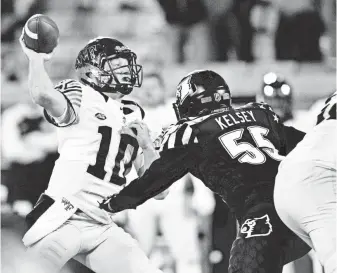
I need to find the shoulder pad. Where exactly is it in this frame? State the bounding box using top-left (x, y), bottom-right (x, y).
top-left (54, 79), bottom-right (83, 110)
top-left (153, 126), bottom-right (170, 150)
top-left (243, 102), bottom-right (275, 112)
top-left (121, 100), bottom-right (145, 119)
top-left (157, 122), bottom-right (198, 152)
top-left (316, 91), bottom-right (337, 125)
top-left (54, 79), bottom-right (82, 93)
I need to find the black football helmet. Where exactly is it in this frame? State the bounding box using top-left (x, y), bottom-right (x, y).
top-left (258, 72), bottom-right (293, 122)
top-left (173, 70), bottom-right (231, 121)
top-left (75, 37), bottom-right (143, 95)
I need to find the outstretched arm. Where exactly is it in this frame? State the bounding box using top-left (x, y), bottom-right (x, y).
top-left (19, 30), bottom-right (67, 118)
top-left (100, 146), bottom-right (190, 213)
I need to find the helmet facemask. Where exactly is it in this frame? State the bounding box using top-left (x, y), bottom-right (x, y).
top-left (101, 52), bottom-right (142, 94)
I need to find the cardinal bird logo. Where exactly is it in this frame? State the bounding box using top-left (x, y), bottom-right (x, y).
top-left (240, 214), bottom-right (273, 238)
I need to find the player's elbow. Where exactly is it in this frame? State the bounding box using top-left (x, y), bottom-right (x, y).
top-left (30, 91), bottom-right (53, 109)
top-left (31, 93), bottom-right (47, 107)
top-left (28, 74), bottom-right (55, 108)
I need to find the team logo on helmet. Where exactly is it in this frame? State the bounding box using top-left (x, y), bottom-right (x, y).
top-left (176, 77), bottom-right (191, 104)
top-left (240, 214), bottom-right (273, 238)
top-left (75, 44), bottom-right (101, 69)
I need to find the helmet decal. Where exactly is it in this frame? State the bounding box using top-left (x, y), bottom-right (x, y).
top-left (177, 76), bottom-right (192, 104)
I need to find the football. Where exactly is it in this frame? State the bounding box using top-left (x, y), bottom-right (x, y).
top-left (23, 14), bottom-right (59, 54)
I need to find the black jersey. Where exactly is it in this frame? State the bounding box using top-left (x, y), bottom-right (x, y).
top-left (109, 103), bottom-right (305, 218)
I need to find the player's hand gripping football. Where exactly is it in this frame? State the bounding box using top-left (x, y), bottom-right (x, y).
top-left (19, 29), bottom-right (55, 62)
top-left (121, 120), bottom-right (154, 150)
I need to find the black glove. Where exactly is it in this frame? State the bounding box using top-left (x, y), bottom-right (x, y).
top-left (98, 194), bottom-right (118, 213)
top-left (98, 194), bottom-right (134, 213)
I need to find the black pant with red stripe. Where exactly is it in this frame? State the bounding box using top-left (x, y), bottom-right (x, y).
top-left (228, 203), bottom-right (310, 273)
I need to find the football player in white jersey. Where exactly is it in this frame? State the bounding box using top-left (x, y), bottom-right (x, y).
top-left (257, 72), bottom-right (326, 273)
top-left (274, 92), bottom-right (336, 273)
top-left (19, 32), bottom-right (163, 273)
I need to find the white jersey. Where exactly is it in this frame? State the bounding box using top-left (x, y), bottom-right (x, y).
top-left (284, 98), bottom-right (328, 133)
top-left (281, 92), bottom-right (337, 169)
top-left (125, 98), bottom-right (176, 181)
top-left (284, 110), bottom-right (317, 133)
top-left (44, 79), bottom-right (144, 224)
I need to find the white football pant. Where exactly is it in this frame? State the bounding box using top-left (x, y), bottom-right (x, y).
top-left (275, 161), bottom-right (336, 273)
top-left (26, 211), bottom-right (162, 273)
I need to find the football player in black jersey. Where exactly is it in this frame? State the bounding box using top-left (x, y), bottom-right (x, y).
top-left (100, 70), bottom-right (311, 273)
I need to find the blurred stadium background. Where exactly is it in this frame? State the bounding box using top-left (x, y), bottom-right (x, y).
top-left (1, 0), bottom-right (336, 273)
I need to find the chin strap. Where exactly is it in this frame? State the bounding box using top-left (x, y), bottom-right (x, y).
top-left (81, 78), bottom-right (133, 95)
